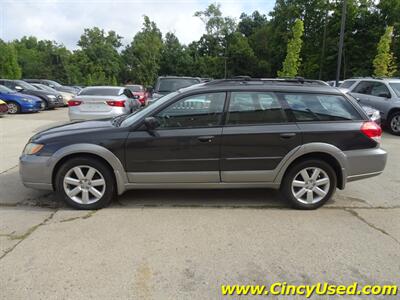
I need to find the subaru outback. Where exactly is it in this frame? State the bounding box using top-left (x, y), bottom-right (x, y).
top-left (20, 78), bottom-right (387, 210)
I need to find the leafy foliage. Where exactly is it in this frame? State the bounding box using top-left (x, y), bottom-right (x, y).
top-left (278, 19), bottom-right (304, 77)
top-left (1, 1), bottom-right (398, 85)
top-left (373, 26), bottom-right (397, 77)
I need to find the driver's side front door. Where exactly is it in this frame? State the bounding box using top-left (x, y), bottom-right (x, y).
top-left (125, 92), bottom-right (226, 183)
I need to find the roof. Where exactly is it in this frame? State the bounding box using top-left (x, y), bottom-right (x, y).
top-left (179, 77), bottom-right (342, 95)
top-left (346, 77), bottom-right (400, 82)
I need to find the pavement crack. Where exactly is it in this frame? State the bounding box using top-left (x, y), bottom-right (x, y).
top-left (59, 210), bottom-right (97, 223)
top-left (345, 208), bottom-right (400, 245)
top-left (0, 209), bottom-right (58, 261)
top-left (0, 165), bottom-right (18, 175)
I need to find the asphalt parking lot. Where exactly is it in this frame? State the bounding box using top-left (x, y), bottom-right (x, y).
top-left (0, 108), bottom-right (399, 299)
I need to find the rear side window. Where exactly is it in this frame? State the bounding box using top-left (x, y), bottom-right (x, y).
top-left (227, 92), bottom-right (287, 125)
top-left (339, 80), bottom-right (356, 89)
top-left (283, 93), bottom-right (362, 122)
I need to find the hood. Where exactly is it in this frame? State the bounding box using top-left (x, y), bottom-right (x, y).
top-left (0, 91), bottom-right (41, 102)
top-left (19, 88), bottom-right (57, 98)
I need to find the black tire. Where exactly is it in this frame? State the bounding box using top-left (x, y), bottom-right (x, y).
top-left (6, 101), bottom-right (21, 114)
top-left (280, 159), bottom-right (337, 210)
top-left (387, 111), bottom-right (400, 136)
top-left (55, 157), bottom-right (115, 210)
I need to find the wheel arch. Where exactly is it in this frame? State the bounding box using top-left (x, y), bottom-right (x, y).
top-left (274, 143), bottom-right (347, 189)
top-left (49, 144), bottom-right (128, 195)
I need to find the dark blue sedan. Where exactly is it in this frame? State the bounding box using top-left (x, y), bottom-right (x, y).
top-left (0, 84), bottom-right (43, 114)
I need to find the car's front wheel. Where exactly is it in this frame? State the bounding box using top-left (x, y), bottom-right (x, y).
top-left (7, 102), bottom-right (20, 114)
top-left (280, 159), bottom-right (337, 209)
top-left (388, 111), bottom-right (400, 136)
top-left (55, 157), bottom-right (115, 209)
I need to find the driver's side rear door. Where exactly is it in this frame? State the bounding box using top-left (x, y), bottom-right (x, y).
top-left (124, 92), bottom-right (226, 183)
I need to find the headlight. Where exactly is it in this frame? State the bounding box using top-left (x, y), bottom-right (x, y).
top-left (23, 143), bottom-right (44, 155)
top-left (47, 95), bottom-right (56, 99)
top-left (22, 98), bottom-right (35, 103)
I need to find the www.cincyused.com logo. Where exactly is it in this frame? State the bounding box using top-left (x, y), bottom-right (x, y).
top-left (221, 282), bottom-right (399, 297)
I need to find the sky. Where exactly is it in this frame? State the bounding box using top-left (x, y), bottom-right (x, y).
top-left (0, 0), bottom-right (275, 49)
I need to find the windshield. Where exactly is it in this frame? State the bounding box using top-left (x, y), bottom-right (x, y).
top-left (33, 84), bottom-right (55, 92)
top-left (389, 83), bottom-right (400, 97)
top-left (46, 80), bottom-right (62, 87)
top-left (157, 78), bottom-right (199, 93)
top-left (339, 80), bottom-right (356, 89)
top-left (0, 85), bottom-right (13, 93)
top-left (126, 85), bottom-right (143, 92)
top-left (79, 87), bottom-right (121, 96)
top-left (120, 91), bottom-right (179, 127)
top-left (16, 80), bottom-right (37, 90)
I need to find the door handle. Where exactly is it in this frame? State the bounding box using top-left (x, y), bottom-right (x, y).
top-left (280, 133), bottom-right (296, 139)
top-left (197, 136), bottom-right (214, 143)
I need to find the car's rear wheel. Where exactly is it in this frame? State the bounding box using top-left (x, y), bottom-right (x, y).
top-left (280, 159), bottom-right (337, 209)
top-left (7, 102), bottom-right (20, 114)
top-left (55, 157), bottom-right (115, 209)
top-left (388, 111), bottom-right (400, 136)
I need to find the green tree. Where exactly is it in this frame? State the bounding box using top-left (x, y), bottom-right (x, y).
top-left (278, 18), bottom-right (304, 77)
top-left (0, 40), bottom-right (21, 79)
top-left (373, 26), bottom-right (397, 77)
top-left (122, 16), bottom-right (163, 86)
top-left (77, 27), bottom-right (122, 85)
top-left (226, 32), bottom-right (256, 76)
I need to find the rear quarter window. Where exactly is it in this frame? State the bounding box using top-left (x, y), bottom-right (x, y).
top-left (283, 93), bottom-right (362, 122)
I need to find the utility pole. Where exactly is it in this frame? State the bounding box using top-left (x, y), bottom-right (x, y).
top-left (336, 0), bottom-right (347, 86)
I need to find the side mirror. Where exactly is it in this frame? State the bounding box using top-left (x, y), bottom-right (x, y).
top-left (144, 117), bottom-right (160, 131)
top-left (15, 85), bottom-right (23, 91)
top-left (378, 92), bottom-right (390, 98)
top-left (49, 84), bottom-right (54, 88)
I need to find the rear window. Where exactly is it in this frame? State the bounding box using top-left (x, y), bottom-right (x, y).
top-left (79, 88), bottom-right (121, 96)
top-left (126, 85), bottom-right (143, 92)
top-left (339, 80), bottom-right (356, 89)
top-left (157, 78), bottom-right (200, 93)
top-left (283, 93), bottom-right (362, 122)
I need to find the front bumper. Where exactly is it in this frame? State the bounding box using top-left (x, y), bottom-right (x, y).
top-left (21, 102), bottom-right (42, 113)
top-left (344, 147), bottom-right (387, 182)
top-left (19, 154), bottom-right (53, 190)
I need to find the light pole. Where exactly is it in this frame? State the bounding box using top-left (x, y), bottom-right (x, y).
top-left (336, 0), bottom-right (347, 86)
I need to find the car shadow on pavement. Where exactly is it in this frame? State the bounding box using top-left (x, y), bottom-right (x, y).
top-left (117, 188), bottom-right (286, 209)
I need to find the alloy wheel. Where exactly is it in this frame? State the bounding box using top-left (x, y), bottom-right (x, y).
top-left (291, 167), bottom-right (330, 204)
top-left (63, 165), bottom-right (106, 204)
top-left (7, 103), bottom-right (18, 114)
top-left (390, 115), bottom-right (400, 133)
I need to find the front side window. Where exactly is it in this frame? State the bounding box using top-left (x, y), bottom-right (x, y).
top-left (226, 92), bottom-right (286, 125)
top-left (155, 92), bottom-right (226, 129)
top-left (389, 82), bottom-right (400, 97)
top-left (284, 93), bottom-right (362, 122)
top-left (353, 81), bottom-right (374, 95)
top-left (370, 82), bottom-right (390, 97)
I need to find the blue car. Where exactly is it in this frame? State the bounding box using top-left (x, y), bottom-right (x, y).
top-left (0, 84), bottom-right (43, 114)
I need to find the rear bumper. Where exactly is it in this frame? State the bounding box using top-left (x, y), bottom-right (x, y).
top-left (344, 147), bottom-right (387, 182)
top-left (69, 107), bottom-right (128, 121)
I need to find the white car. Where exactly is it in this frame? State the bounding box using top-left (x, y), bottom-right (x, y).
top-left (68, 86), bottom-right (141, 121)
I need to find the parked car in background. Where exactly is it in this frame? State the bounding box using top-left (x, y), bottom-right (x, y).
top-left (0, 79), bottom-right (62, 109)
top-left (0, 100), bottom-right (8, 115)
top-left (0, 85), bottom-right (42, 114)
top-left (149, 76), bottom-right (201, 103)
top-left (20, 78), bottom-right (386, 210)
top-left (24, 79), bottom-right (79, 94)
top-left (340, 78), bottom-right (400, 135)
top-left (327, 80), bottom-right (343, 87)
top-left (31, 83), bottom-right (74, 106)
top-left (125, 84), bottom-right (148, 106)
top-left (68, 86), bottom-right (141, 121)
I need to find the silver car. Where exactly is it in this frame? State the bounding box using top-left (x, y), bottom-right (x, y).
top-left (69, 86), bottom-right (141, 121)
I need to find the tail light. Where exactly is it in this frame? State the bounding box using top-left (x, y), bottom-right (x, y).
top-left (68, 100), bottom-right (81, 106)
top-left (361, 121), bottom-right (382, 143)
top-left (106, 100), bottom-right (125, 107)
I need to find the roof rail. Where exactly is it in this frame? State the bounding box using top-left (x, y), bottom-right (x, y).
top-left (204, 77), bottom-right (327, 86)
